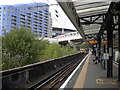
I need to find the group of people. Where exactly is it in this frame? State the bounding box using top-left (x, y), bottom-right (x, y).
top-left (92, 50), bottom-right (103, 64)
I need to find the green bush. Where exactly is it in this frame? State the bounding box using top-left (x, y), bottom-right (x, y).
top-left (2, 27), bottom-right (78, 70)
top-left (39, 44), bottom-right (78, 61)
top-left (2, 27), bottom-right (47, 70)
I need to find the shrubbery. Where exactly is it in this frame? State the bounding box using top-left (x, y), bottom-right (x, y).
top-left (39, 44), bottom-right (77, 61)
top-left (2, 27), bottom-right (78, 70)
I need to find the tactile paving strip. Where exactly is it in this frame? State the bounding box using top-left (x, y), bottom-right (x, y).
top-left (96, 79), bottom-right (118, 85)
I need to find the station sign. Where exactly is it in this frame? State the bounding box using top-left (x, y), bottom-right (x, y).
top-left (87, 41), bottom-right (97, 43)
top-left (102, 41), bottom-right (107, 43)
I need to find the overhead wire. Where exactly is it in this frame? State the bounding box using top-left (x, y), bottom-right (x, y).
top-left (44, 0), bottom-right (67, 27)
top-left (46, 0), bottom-right (67, 27)
top-left (32, 0), bottom-right (66, 27)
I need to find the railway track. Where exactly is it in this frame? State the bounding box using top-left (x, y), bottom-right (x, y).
top-left (28, 54), bottom-right (86, 90)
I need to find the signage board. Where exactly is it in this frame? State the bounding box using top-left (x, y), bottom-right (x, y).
top-left (104, 53), bottom-right (109, 59)
top-left (87, 41), bottom-right (97, 43)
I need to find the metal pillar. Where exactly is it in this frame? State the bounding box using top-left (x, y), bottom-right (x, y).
top-left (118, 15), bottom-right (120, 81)
top-left (103, 45), bottom-right (106, 70)
top-left (92, 44), bottom-right (95, 52)
top-left (106, 15), bottom-right (114, 77)
top-left (92, 44), bottom-right (96, 56)
top-left (95, 43), bottom-right (98, 57)
top-left (98, 37), bottom-right (101, 58)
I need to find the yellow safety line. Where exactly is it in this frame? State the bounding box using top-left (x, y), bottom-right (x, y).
top-left (73, 54), bottom-right (91, 88)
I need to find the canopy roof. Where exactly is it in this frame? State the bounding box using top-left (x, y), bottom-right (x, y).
top-left (73, 0), bottom-right (110, 37)
top-left (57, 0), bottom-right (114, 40)
top-left (74, 1), bottom-right (110, 18)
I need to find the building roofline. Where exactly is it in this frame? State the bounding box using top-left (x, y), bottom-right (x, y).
top-left (0, 2), bottom-right (48, 7)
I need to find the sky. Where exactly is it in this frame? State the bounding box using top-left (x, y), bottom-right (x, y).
top-left (0, 0), bottom-right (76, 30)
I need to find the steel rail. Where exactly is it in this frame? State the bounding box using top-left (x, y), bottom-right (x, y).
top-left (28, 54), bottom-right (86, 90)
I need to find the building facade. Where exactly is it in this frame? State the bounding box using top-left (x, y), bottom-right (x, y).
top-left (0, 3), bottom-right (52, 37)
top-left (52, 27), bottom-right (76, 37)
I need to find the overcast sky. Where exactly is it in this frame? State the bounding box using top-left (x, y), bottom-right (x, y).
top-left (0, 0), bottom-right (76, 30)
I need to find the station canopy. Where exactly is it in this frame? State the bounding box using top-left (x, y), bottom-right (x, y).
top-left (57, 0), bottom-right (112, 41)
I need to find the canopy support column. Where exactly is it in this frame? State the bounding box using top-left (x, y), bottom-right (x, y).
top-left (106, 15), bottom-right (114, 77)
top-left (118, 15), bottom-right (120, 81)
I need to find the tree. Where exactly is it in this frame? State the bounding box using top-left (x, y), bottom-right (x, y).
top-left (80, 42), bottom-right (89, 49)
top-left (2, 27), bottom-right (47, 70)
top-left (40, 43), bottom-right (78, 61)
top-left (2, 26), bottom-right (78, 70)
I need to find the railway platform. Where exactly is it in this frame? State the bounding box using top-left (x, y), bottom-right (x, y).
top-left (61, 53), bottom-right (120, 89)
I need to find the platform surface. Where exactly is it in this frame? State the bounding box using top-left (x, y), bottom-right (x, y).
top-left (73, 53), bottom-right (120, 89)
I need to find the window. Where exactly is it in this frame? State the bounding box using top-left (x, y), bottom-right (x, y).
top-left (39, 17), bottom-right (42, 19)
top-left (39, 11), bottom-right (42, 13)
top-left (11, 8), bottom-right (14, 13)
top-left (8, 7), bottom-right (10, 13)
top-left (3, 7), bottom-right (6, 14)
top-left (3, 14), bottom-right (5, 17)
top-left (27, 13), bottom-right (31, 15)
top-left (0, 7), bottom-right (1, 11)
top-left (39, 14), bottom-right (42, 16)
top-left (34, 12), bottom-right (38, 15)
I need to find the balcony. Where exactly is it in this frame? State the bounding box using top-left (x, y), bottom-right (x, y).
top-left (27, 22), bottom-right (31, 25)
top-left (27, 13), bottom-right (31, 16)
top-left (27, 26), bottom-right (31, 29)
top-left (39, 11), bottom-right (42, 13)
top-left (20, 14), bottom-right (25, 17)
top-left (34, 12), bottom-right (38, 15)
top-left (44, 21), bottom-right (48, 24)
top-left (39, 17), bottom-right (42, 20)
top-left (34, 15), bottom-right (37, 18)
top-left (39, 25), bottom-right (42, 27)
top-left (33, 24), bottom-right (37, 27)
top-left (34, 21), bottom-right (38, 24)
top-left (44, 19), bottom-right (48, 21)
top-left (39, 20), bottom-right (42, 22)
top-left (39, 14), bottom-right (43, 16)
top-left (20, 21), bottom-right (25, 25)
top-left (34, 31), bottom-right (37, 33)
top-left (44, 13), bottom-right (48, 15)
top-left (33, 28), bottom-right (37, 30)
top-left (12, 15), bottom-right (17, 19)
top-left (34, 18), bottom-right (38, 21)
top-left (11, 23), bottom-right (17, 26)
top-left (11, 19), bottom-right (17, 22)
top-left (20, 18), bottom-right (25, 21)
top-left (44, 16), bottom-right (48, 18)
top-left (27, 16), bottom-right (32, 19)
top-left (44, 24), bottom-right (48, 27)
